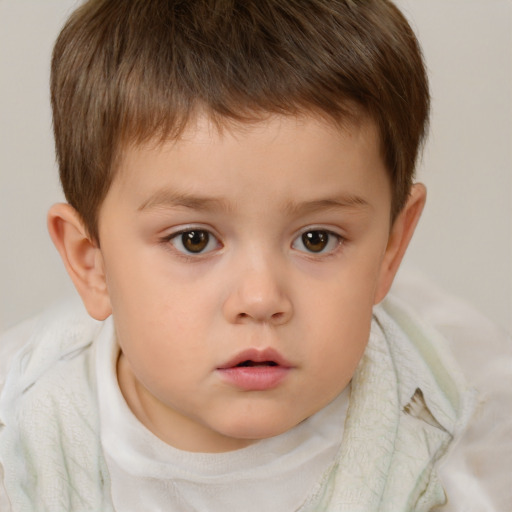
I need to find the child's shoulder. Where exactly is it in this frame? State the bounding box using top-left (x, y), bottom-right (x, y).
top-left (0, 297), bottom-right (101, 391)
top-left (390, 270), bottom-right (512, 512)
top-left (0, 297), bottom-right (102, 433)
top-left (0, 298), bottom-right (110, 511)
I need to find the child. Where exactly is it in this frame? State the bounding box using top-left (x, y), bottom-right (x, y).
top-left (0, 1), bottom-right (510, 510)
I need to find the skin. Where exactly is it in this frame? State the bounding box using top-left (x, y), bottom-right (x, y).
top-left (48, 114), bottom-right (425, 453)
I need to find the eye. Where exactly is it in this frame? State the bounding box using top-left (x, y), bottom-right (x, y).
top-left (169, 229), bottom-right (220, 255)
top-left (292, 229), bottom-right (342, 254)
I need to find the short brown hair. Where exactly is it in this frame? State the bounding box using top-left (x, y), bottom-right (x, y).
top-left (51, 0), bottom-right (429, 243)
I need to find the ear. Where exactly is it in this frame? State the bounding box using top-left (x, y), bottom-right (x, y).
top-left (374, 183), bottom-right (426, 304)
top-left (47, 203), bottom-right (112, 320)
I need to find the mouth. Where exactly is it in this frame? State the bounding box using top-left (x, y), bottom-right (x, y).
top-left (218, 348), bottom-right (291, 370)
top-left (217, 348), bottom-right (292, 391)
top-left (234, 360), bottom-right (279, 367)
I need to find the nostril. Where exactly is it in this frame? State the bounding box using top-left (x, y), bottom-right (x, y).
top-left (235, 311), bottom-right (287, 323)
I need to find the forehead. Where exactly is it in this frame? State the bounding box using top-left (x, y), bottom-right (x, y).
top-left (117, 111), bottom-right (382, 170)
top-left (108, 113), bottom-right (389, 212)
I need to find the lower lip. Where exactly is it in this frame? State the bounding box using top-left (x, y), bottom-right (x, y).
top-left (217, 366), bottom-right (290, 391)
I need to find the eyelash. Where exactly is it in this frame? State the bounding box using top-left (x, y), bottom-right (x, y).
top-left (160, 227), bottom-right (344, 257)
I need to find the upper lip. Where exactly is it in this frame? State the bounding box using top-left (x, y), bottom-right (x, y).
top-left (217, 348), bottom-right (292, 369)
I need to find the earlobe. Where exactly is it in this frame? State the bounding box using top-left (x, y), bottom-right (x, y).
top-left (47, 203), bottom-right (112, 320)
top-left (374, 183), bottom-right (426, 304)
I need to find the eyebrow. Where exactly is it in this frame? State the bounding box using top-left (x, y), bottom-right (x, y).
top-left (283, 195), bottom-right (371, 216)
top-left (138, 189), bottom-right (370, 215)
top-left (138, 189), bottom-right (233, 213)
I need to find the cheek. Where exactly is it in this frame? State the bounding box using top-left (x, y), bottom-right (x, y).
top-left (298, 262), bottom-right (378, 371)
top-left (297, 308), bottom-right (370, 415)
top-left (105, 256), bottom-right (221, 353)
top-left (316, 262), bottom-right (381, 318)
top-left (309, 297), bottom-right (372, 363)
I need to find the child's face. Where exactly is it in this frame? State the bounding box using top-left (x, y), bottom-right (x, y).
top-left (96, 114), bottom-right (396, 452)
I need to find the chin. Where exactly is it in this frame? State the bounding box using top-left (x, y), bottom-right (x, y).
top-left (216, 412), bottom-right (301, 443)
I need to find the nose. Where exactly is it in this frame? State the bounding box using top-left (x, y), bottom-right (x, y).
top-left (222, 256), bottom-right (293, 326)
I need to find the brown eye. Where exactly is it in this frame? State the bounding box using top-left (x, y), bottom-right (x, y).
top-left (292, 229), bottom-right (342, 254)
top-left (302, 231), bottom-right (329, 252)
top-left (169, 229), bottom-right (219, 255)
top-left (182, 230), bottom-right (209, 253)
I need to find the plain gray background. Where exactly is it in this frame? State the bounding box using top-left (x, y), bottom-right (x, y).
top-left (1, 0), bottom-right (511, 333)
